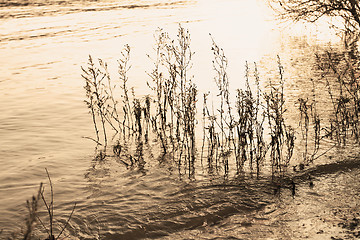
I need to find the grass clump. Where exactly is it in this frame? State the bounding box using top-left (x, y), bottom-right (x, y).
top-left (6, 169), bottom-right (76, 240)
top-left (297, 80), bottom-right (322, 164)
top-left (82, 25), bottom-right (360, 179)
top-left (81, 25), bottom-right (296, 177)
top-left (147, 26), bottom-right (197, 168)
top-left (201, 44), bottom-right (293, 177)
top-left (37, 169), bottom-right (76, 240)
top-left (316, 48), bottom-right (360, 146)
top-left (263, 57), bottom-right (295, 176)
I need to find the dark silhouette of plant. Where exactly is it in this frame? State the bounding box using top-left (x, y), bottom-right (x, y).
top-left (82, 55), bottom-right (110, 146)
top-left (81, 26), bottom-right (357, 179)
top-left (211, 35), bottom-right (232, 160)
top-left (23, 183), bottom-right (43, 240)
top-left (37, 169), bottom-right (76, 240)
top-left (202, 40), bottom-right (269, 175)
top-left (272, 0), bottom-right (360, 28)
top-left (271, 0), bottom-right (360, 47)
top-left (147, 25), bottom-right (197, 171)
top-left (264, 56), bottom-right (295, 176)
top-left (118, 45), bottom-right (134, 135)
top-left (7, 169), bottom-right (77, 240)
top-left (297, 80), bottom-right (322, 163)
top-left (202, 92), bottom-right (220, 171)
top-left (316, 48), bottom-right (360, 145)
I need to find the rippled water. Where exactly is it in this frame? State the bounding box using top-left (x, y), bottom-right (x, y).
top-left (1, 0), bottom-right (360, 239)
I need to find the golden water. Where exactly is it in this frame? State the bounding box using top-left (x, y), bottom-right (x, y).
top-left (1, 0), bottom-right (359, 239)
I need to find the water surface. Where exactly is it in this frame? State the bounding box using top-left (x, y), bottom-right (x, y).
top-left (1, 0), bottom-right (359, 239)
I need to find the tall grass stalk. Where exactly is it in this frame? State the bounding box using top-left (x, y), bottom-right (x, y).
top-left (297, 80), bottom-right (322, 163)
top-left (37, 169), bottom-right (76, 240)
top-left (118, 45), bottom-right (134, 135)
top-left (146, 25), bottom-right (197, 172)
top-left (264, 56), bottom-right (295, 176)
top-left (317, 48), bottom-right (360, 145)
top-left (253, 64), bottom-right (267, 175)
top-left (211, 36), bottom-right (233, 160)
top-left (82, 55), bottom-right (110, 146)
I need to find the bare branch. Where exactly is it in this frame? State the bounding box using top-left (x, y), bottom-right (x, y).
top-left (272, 0), bottom-right (360, 28)
top-left (56, 203), bottom-right (77, 239)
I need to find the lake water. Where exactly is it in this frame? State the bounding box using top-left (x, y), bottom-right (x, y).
top-left (1, 0), bottom-right (360, 239)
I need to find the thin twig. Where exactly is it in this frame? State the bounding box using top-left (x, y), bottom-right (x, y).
top-left (36, 215), bottom-right (50, 236)
top-left (45, 168), bottom-right (54, 238)
top-left (82, 136), bottom-right (103, 146)
top-left (56, 203), bottom-right (77, 239)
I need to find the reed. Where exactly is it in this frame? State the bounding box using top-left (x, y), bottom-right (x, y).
top-left (143, 95), bottom-right (151, 142)
top-left (82, 25), bottom-right (360, 180)
top-left (118, 45), bottom-right (134, 135)
top-left (233, 63), bottom-right (259, 172)
top-left (82, 44), bottom-right (142, 149)
top-left (146, 25), bottom-right (197, 173)
top-left (316, 47), bottom-right (360, 145)
top-left (201, 40), bottom-right (270, 176)
top-left (37, 169), bottom-right (76, 240)
top-left (147, 28), bottom-right (169, 152)
top-left (82, 55), bottom-right (110, 146)
top-left (252, 64), bottom-right (267, 176)
top-left (210, 35), bottom-right (232, 160)
top-left (201, 92), bottom-right (219, 170)
top-left (263, 56), bottom-right (295, 176)
top-left (297, 80), bottom-right (322, 163)
top-left (298, 97), bottom-right (310, 161)
top-left (23, 183), bottom-right (42, 240)
top-left (6, 169), bottom-right (77, 240)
